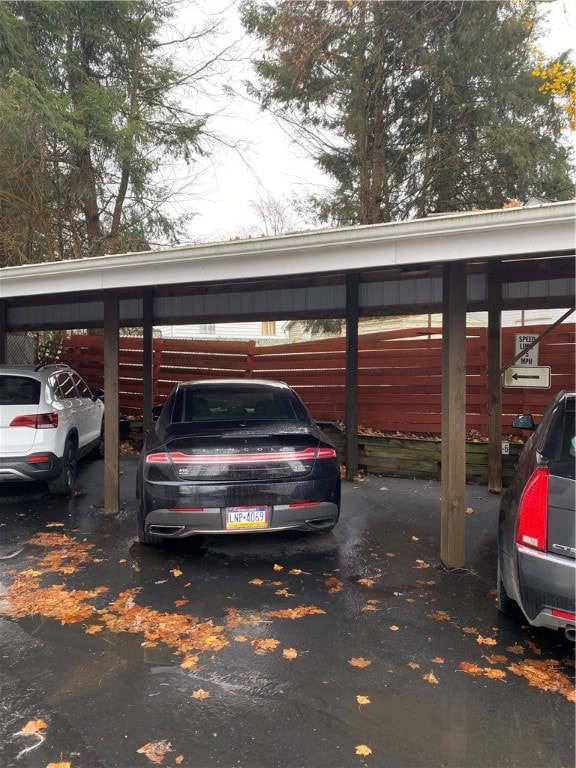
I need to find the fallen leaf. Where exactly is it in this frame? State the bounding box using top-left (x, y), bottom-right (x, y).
top-left (266, 605), bottom-right (326, 620)
top-left (431, 657), bottom-right (445, 664)
top-left (423, 671), bottom-right (439, 684)
top-left (428, 611), bottom-right (451, 622)
top-left (526, 640), bottom-right (542, 656)
top-left (283, 647), bottom-right (298, 660)
top-left (249, 578), bottom-right (264, 585)
top-left (175, 757), bottom-right (184, 765)
top-left (174, 599), bottom-right (188, 608)
top-left (411, 536), bottom-right (419, 542)
top-left (389, 625), bottom-right (400, 632)
top-left (476, 635), bottom-right (498, 646)
top-left (414, 559), bottom-right (430, 569)
top-left (325, 576), bottom-right (344, 592)
top-left (85, 624), bottom-right (103, 634)
top-left (462, 626), bottom-right (479, 635)
top-left (180, 655), bottom-right (199, 670)
top-left (356, 695), bottom-right (371, 706)
top-left (484, 654), bottom-right (508, 665)
top-left (192, 688), bottom-right (210, 699)
top-left (460, 661), bottom-right (483, 676)
top-left (275, 588), bottom-right (295, 598)
top-left (507, 643), bottom-right (524, 655)
top-left (18, 720), bottom-right (47, 735)
top-left (355, 744), bottom-right (372, 756)
top-left (46, 763), bottom-right (71, 768)
top-left (349, 657), bottom-right (371, 668)
top-left (484, 668), bottom-right (507, 680)
top-left (273, 563), bottom-right (284, 571)
top-left (508, 659), bottom-right (576, 701)
top-left (170, 568), bottom-right (183, 578)
top-left (288, 568), bottom-right (311, 576)
top-left (465, 507), bottom-right (474, 515)
top-left (459, 661), bottom-right (506, 681)
top-left (46, 522), bottom-right (65, 528)
top-left (357, 577), bottom-right (376, 587)
top-left (234, 635), bottom-right (249, 643)
top-left (362, 603), bottom-right (379, 612)
top-left (136, 740), bottom-right (173, 764)
top-left (408, 661), bottom-right (421, 670)
top-left (252, 638), bottom-right (280, 655)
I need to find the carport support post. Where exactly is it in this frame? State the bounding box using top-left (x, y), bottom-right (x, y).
top-left (104, 291), bottom-right (120, 514)
top-left (0, 300), bottom-right (7, 363)
top-left (487, 264), bottom-right (503, 493)
top-left (345, 273), bottom-right (360, 481)
top-left (441, 263), bottom-right (467, 569)
top-left (142, 289), bottom-right (154, 433)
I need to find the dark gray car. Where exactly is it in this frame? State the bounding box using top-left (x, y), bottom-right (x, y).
top-left (497, 390), bottom-right (575, 641)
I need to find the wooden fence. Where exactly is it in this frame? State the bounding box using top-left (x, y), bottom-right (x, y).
top-left (60, 324), bottom-right (575, 435)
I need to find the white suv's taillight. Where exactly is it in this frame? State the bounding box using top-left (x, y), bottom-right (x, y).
top-left (515, 467), bottom-right (549, 551)
top-left (10, 413), bottom-right (59, 429)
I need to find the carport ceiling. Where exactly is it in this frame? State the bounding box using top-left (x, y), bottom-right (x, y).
top-left (1, 202), bottom-right (574, 331)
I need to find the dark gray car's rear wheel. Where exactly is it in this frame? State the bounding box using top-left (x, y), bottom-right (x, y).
top-left (496, 559), bottom-right (516, 616)
top-left (48, 439), bottom-right (77, 495)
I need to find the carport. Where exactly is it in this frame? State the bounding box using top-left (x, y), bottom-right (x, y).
top-left (1, 201), bottom-right (574, 568)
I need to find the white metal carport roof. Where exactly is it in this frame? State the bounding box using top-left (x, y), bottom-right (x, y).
top-left (1, 201), bottom-right (574, 569)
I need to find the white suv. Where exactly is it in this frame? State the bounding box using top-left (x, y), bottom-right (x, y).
top-left (0, 364), bottom-right (104, 494)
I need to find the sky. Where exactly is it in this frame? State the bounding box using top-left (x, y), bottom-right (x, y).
top-left (177, 0), bottom-right (576, 244)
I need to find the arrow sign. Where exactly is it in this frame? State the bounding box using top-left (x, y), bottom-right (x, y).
top-left (503, 366), bottom-right (551, 389)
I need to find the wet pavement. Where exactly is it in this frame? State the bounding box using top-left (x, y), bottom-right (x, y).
top-left (0, 457), bottom-right (574, 768)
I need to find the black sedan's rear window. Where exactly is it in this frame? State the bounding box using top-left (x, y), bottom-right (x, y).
top-left (0, 376), bottom-right (41, 405)
top-left (170, 386), bottom-right (299, 424)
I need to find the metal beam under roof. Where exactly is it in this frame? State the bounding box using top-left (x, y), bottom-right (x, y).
top-left (0, 202), bottom-right (574, 331)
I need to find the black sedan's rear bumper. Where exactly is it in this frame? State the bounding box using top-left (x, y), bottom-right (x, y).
top-left (140, 476), bottom-right (340, 538)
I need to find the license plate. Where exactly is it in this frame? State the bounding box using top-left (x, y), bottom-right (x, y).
top-left (226, 506), bottom-right (268, 530)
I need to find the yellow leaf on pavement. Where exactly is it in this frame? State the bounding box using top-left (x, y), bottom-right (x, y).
top-left (192, 688), bottom-right (210, 699)
top-left (356, 695), bottom-right (371, 706)
top-left (349, 657), bottom-right (371, 668)
top-left (18, 719), bottom-right (47, 735)
top-left (477, 635), bottom-right (498, 646)
top-left (355, 744), bottom-right (372, 756)
top-left (136, 740), bottom-right (173, 764)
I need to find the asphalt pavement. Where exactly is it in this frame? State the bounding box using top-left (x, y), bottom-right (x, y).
top-left (0, 456), bottom-right (574, 768)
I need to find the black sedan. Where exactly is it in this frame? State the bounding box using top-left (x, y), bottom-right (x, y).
top-left (136, 379), bottom-right (341, 545)
top-left (497, 390), bottom-right (575, 641)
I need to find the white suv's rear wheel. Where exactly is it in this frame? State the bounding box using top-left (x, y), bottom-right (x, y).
top-left (48, 439), bottom-right (77, 495)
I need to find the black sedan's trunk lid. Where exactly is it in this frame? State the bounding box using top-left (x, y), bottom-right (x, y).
top-left (148, 429), bottom-right (324, 482)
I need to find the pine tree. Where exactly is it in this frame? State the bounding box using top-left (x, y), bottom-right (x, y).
top-left (241, 0), bottom-right (575, 225)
